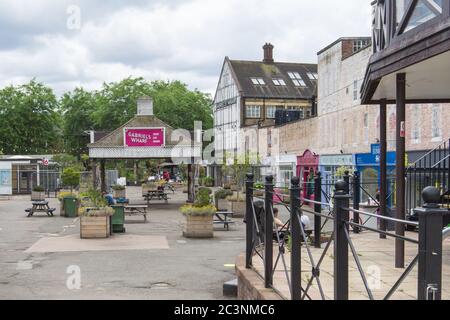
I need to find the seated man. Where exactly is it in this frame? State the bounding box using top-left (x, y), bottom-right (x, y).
top-left (273, 208), bottom-right (311, 242)
top-left (102, 191), bottom-right (116, 206)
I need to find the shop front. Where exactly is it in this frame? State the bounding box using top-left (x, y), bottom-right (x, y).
top-left (274, 154), bottom-right (297, 188)
top-left (319, 154), bottom-right (355, 197)
top-left (355, 144), bottom-right (396, 205)
top-left (297, 150), bottom-right (319, 201)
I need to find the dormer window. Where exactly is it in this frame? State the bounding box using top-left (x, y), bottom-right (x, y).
top-left (288, 72), bottom-right (306, 87)
top-left (307, 72), bottom-right (318, 80)
top-left (251, 78), bottom-right (265, 85)
top-left (272, 78), bottom-right (286, 86)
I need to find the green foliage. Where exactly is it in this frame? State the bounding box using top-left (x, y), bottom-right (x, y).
top-left (80, 188), bottom-right (107, 208)
top-left (180, 204), bottom-right (216, 217)
top-left (335, 166), bottom-right (352, 179)
top-left (203, 176), bottom-right (214, 187)
top-left (60, 88), bottom-right (97, 155)
top-left (112, 184), bottom-right (125, 191)
top-left (53, 154), bottom-right (80, 170)
top-left (215, 188), bottom-right (233, 200)
top-left (61, 167), bottom-right (80, 189)
top-left (33, 186), bottom-right (45, 192)
top-left (0, 80), bottom-right (61, 154)
top-left (254, 182), bottom-right (264, 190)
top-left (194, 187), bottom-right (212, 208)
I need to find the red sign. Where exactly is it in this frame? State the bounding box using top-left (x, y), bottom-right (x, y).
top-left (42, 159), bottom-right (49, 166)
top-left (124, 128), bottom-right (165, 147)
top-left (400, 121), bottom-right (406, 138)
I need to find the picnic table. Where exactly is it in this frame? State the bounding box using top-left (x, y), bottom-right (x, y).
top-left (214, 211), bottom-right (235, 231)
top-left (124, 205), bottom-right (148, 222)
top-left (25, 201), bottom-right (56, 217)
top-left (143, 190), bottom-right (169, 204)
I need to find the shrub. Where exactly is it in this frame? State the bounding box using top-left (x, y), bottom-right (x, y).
top-left (215, 188), bottom-right (233, 200)
top-left (180, 204), bottom-right (217, 217)
top-left (33, 186), bottom-right (45, 192)
top-left (61, 167), bottom-right (80, 191)
top-left (254, 182), bottom-right (264, 190)
top-left (58, 191), bottom-right (78, 201)
top-left (194, 188), bottom-right (212, 208)
top-left (203, 176), bottom-right (214, 186)
top-left (112, 184), bottom-right (125, 191)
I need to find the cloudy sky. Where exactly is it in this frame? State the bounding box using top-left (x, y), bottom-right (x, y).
top-left (0, 0), bottom-right (373, 96)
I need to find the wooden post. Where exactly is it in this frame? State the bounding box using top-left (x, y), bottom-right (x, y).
top-left (92, 159), bottom-right (98, 190)
top-left (380, 99), bottom-right (388, 239)
top-left (395, 73), bottom-right (406, 269)
top-left (100, 160), bottom-right (106, 193)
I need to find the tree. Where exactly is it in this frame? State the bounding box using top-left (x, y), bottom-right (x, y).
top-left (0, 80), bottom-right (61, 154)
top-left (92, 77), bottom-right (213, 131)
top-left (60, 88), bottom-right (97, 155)
top-left (61, 167), bottom-right (81, 192)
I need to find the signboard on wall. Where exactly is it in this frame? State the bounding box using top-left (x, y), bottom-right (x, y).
top-left (124, 128), bottom-right (165, 147)
top-left (0, 162), bottom-right (12, 195)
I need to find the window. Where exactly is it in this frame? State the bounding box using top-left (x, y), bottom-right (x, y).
top-left (404, 0), bottom-right (443, 33)
top-left (431, 104), bottom-right (442, 139)
top-left (246, 105), bottom-right (261, 118)
top-left (353, 39), bottom-right (369, 52)
top-left (353, 80), bottom-right (359, 101)
top-left (299, 109), bottom-right (304, 119)
top-left (307, 72), bottom-right (318, 80)
top-left (266, 106), bottom-right (277, 119)
top-left (272, 78), bottom-right (286, 86)
top-left (250, 78), bottom-right (265, 85)
top-left (288, 72), bottom-right (306, 87)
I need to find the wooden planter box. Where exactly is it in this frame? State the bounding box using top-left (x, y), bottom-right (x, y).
top-left (183, 215), bottom-right (214, 239)
top-left (231, 200), bottom-right (246, 218)
top-left (113, 189), bottom-right (126, 199)
top-left (31, 191), bottom-right (45, 201)
top-left (80, 216), bottom-right (111, 239)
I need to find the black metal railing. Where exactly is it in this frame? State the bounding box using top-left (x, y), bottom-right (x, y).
top-left (406, 139), bottom-right (450, 219)
top-left (245, 172), bottom-right (449, 300)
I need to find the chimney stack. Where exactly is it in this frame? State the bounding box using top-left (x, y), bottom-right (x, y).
top-left (137, 96), bottom-right (153, 116)
top-left (263, 43), bottom-right (274, 63)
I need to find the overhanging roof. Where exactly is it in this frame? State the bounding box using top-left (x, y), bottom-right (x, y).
top-left (88, 115), bottom-right (201, 161)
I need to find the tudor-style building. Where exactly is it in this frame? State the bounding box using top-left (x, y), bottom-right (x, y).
top-left (213, 44), bottom-right (318, 163)
top-left (361, 0), bottom-right (450, 271)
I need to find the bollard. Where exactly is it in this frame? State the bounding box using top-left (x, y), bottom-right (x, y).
top-left (314, 172), bottom-right (322, 248)
top-left (264, 175), bottom-right (274, 288)
top-left (245, 173), bottom-right (254, 269)
top-left (415, 187), bottom-right (449, 300)
top-left (333, 180), bottom-right (350, 300)
top-left (290, 177), bottom-right (302, 300)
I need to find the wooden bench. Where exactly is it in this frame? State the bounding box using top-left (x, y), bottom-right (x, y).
top-left (214, 211), bottom-right (235, 231)
top-left (124, 205), bottom-right (148, 222)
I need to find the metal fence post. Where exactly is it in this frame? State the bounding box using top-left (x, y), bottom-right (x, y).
top-left (264, 175), bottom-right (274, 288)
top-left (415, 187), bottom-right (449, 300)
top-left (245, 173), bottom-right (254, 269)
top-left (333, 180), bottom-right (350, 300)
top-left (290, 177), bottom-right (302, 300)
top-left (314, 172), bottom-right (322, 248)
top-left (353, 171), bottom-right (361, 234)
top-left (343, 171), bottom-right (350, 194)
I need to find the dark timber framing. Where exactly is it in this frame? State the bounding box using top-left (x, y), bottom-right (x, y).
top-left (363, 0), bottom-right (450, 269)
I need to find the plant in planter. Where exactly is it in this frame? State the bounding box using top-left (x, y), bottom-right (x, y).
top-left (79, 189), bottom-right (114, 239)
top-left (112, 184), bottom-right (126, 199)
top-left (214, 188), bottom-right (233, 211)
top-left (180, 187), bottom-right (216, 238)
top-left (253, 182), bottom-right (265, 197)
top-left (227, 193), bottom-right (246, 218)
top-left (203, 176), bottom-right (214, 187)
top-left (31, 186), bottom-right (46, 201)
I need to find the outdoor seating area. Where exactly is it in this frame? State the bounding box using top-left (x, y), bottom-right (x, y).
top-left (25, 201), bottom-right (56, 217)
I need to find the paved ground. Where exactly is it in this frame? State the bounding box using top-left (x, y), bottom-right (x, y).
top-left (0, 187), bottom-right (246, 300)
top-left (252, 228), bottom-right (450, 300)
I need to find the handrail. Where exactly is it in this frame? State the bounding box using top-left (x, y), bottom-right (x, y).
top-left (444, 227), bottom-right (450, 240)
top-left (343, 207), bottom-right (419, 227)
top-left (406, 138), bottom-right (449, 171)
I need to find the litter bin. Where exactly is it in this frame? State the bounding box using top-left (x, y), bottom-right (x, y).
top-left (63, 196), bottom-right (79, 218)
top-left (111, 205), bottom-right (126, 233)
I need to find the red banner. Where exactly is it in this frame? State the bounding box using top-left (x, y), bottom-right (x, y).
top-left (124, 128), bottom-right (165, 147)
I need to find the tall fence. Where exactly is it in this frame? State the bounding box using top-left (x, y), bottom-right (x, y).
top-left (245, 172), bottom-right (449, 300)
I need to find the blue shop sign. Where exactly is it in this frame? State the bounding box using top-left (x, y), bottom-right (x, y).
top-left (356, 144), bottom-right (396, 167)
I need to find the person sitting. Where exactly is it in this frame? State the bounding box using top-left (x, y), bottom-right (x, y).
top-left (273, 207), bottom-right (311, 242)
top-left (102, 191), bottom-right (115, 206)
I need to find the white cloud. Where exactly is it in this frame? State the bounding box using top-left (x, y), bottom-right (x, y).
top-left (0, 0), bottom-right (373, 96)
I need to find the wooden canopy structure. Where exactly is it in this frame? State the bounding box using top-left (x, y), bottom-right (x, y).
top-left (88, 97), bottom-right (202, 202)
top-left (361, 0), bottom-right (450, 268)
